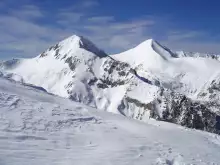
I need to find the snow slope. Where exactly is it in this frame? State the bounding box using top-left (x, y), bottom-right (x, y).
top-left (1, 35), bottom-right (220, 134)
top-left (176, 51), bottom-right (220, 60)
top-left (112, 39), bottom-right (220, 98)
top-left (0, 35), bottom-right (133, 112)
top-left (0, 35), bottom-right (106, 100)
top-left (0, 76), bottom-right (220, 165)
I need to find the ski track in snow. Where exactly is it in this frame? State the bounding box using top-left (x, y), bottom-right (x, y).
top-left (0, 77), bottom-right (220, 165)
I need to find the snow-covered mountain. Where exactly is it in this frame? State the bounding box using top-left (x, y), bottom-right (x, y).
top-left (0, 75), bottom-right (220, 165)
top-left (176, 50), bottom-right (220, 60)
top-left (1, 34), bottom-right (220, 134)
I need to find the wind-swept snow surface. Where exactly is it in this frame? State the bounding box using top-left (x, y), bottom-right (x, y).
top-left (0, 77), bottom-right (220, 165)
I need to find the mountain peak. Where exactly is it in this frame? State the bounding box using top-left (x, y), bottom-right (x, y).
top-left (60, 34), bottom-right (108, 58)
top-left (136, 38), bottom-right (155, 48)
top-left (135, 38), bottom-right (163, 49)
top-left (133, 38), bottom-right (163, 52)
top-left (134, 38), bottom-right (177, 59)
top-left (78, 36), bottom-right (107, 57)
top-left (39, 34), bottom-right (107, 59)
top-left (111, 38), bottom-right (177, 70)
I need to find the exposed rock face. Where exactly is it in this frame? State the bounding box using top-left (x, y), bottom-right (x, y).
top-left (158, 93), bottom-right (219, 134)
top-left (0, 59), bottom-right (20, 69)
top-left (176, 51), bottom-right (220, 60)
top-left (114, 82), bottom-right (220, 134)
top-left (96, 58), bottom-right (131, 88)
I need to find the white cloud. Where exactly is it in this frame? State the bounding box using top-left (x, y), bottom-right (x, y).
top-left (67, 0), bottom-right (99, 11)
top-left (0, 9), bottom-right (71, 59)
top-left (9, 5), bottom-right (43, 20)
top-left (81, 0), bottom-right (99, 8)
top-left (159, 31), bottom-right (220, 54)
top-left (1, 0), bottom-right (220, 60)
top-left (57, 12), bottom-right (84, 26)
top-left (0, 0), bottom-right (156, 58)
top-left (87, 16), bottom-right (114, 23)
top-left (162, 40), bottom-right (220, 54)
top-left (166, 31), bottom-right (204, 41)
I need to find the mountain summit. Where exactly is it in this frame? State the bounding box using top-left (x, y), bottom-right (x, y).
top-left (40, 35), bottom-right (107, 59)
top-left (0, 34), bottom-right (108, 99)
top-left (1, 34), bottom-right (220, 134)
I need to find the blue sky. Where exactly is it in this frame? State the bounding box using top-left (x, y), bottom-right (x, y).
top-left (1, 0), bottom-right (220, 59)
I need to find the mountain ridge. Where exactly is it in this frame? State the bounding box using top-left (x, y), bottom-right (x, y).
top-left (1, 34), bottom-right (220, 134)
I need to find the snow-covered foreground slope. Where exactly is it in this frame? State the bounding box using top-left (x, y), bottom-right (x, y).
top-left (0, 77), bottom-right (220, 165)
top-left (1, 34), bottom-right (220, 134)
